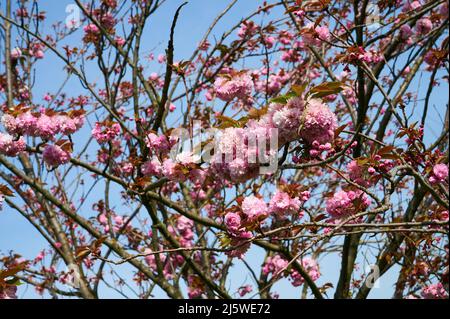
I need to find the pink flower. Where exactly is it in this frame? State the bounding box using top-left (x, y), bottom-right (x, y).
top-left (42, 144), bottom-right (71, 167)
top-left (268, 191), bottom-right (302, 216)
top-left (83, 23), bottom-right (100, 34)
top-left (290, 257), bottom-right (321, 286)
top-left (120, 162), bottom-right (134, 175)
top-left (300, 99), bottom-right (338, 145)
top-left (214, 73), bottom-right (253, 102)
top-left (326, 190), bottom-right (371, 219)
top-left (421, 283), bottom-right (448, 299)
top-left (54, 115), bottom-right (77, 135)
top-left (262, 255), bottom-right (289, 276)
top-left (440, 3), bottom-right (449, 16)
top-left (33, 49), bottom-right (44, 59)
top-left (359, 49), bottom-right (383, 64)
top-left (157, 54), bottom-right (166, 63)
top-left (92, 122), bottom-right (121, 144)
top-left (429, 163), bottom-right (448, 184)
top-left (187, 275), bottom-right (204, 299)
top-left (347, 160), bottom-right (372, 187)
top-left (0, 133), bottom-right (26, 157)
top-left (141, 158), bottom-right (162, 175)
top-left (237, 21), bottom-right (259, 39)
top-left (241, 195), bottom-right (268, 222)
top-left (269, 98), bottom-right (304, 143)
top-left (416, 18), bottom-right (433, 35)
top-left (162, 158), bottom-right (186, 182)
top-left (1, 113), bottom-right (19, 134)
top-left (399, 24), bottom-right (413, 40)
top-left (36, 114), bottom-right (59, 140)
top-left (402, 1), bottom-right (421, 12)
top-left (145, 133), bottom-right (171, 154)
top-left (176, 215), bottom-right (193, 233)
top-left (303, 23), bottom-right (330, 46)
top-left (238, 285), bottom-right (253, 297)
top-left (7, 112), bottom-right (38, 136)
top-left (11, 47), bottom-right (22, 59)
top-left (224, 212), bottom-right (242, 234)
top-left (115, 36), bottom-right (126, 46)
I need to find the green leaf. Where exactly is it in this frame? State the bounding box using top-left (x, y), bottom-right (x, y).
top-left (269, 96), bottom-right (289, 104)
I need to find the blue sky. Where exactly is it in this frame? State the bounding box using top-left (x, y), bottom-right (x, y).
top-left (1, 0), bottom-right (447, 299)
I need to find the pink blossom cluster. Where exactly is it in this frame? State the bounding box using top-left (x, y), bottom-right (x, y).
top-left (268, 97), bottom-right (304, 144)
top-left (262, 255), bottom-right (320, 287)
top-left (415, 18), bottom-right (433, 35)
top-left (145, 132), bottom-right (177, 155)
top-left (242, 195), bottom-right (269, 222)
top-left (141, 132), bottom-right (181, 178)
top-left (267, 96), bottom-right (335, 145)
top-left (268, 190), bottom-right (308, 217)
top-left (141, 134), bottom-right (199, 183)
top-left (28, 43), bottom-right (44, 59)
top-left (141, 156), bottom-right (195, 183)
top-left (302, 23), bottom-right (330, 46)
top-left (345, 46), bottom-right (384, 65)
top-left (429, 163), bottom-right (448, 184)
top-left (143, 216), bottom-right (197, 282)
top-left (254, 70), bottom-right (290, 95)
top-left (326, 189), bottom-right (371, 219)
top-left (92, 121), bottom-right (121, 144)
top-left (358, 49), bottom-right (383, 64)
top-left (299, 99), bottom-right (338, 145)
top-left (290, 257), bottom-right (321, 287)
top-left (223, 191), bottom-right (310, 258)
top-left (84, 23), bottom-right (100, 35)
top-left (214, 73), bottom-right (253, 102)
top-left (237, 21), bottom-right (259, 39)
top-left (11, 47), bottom-right (22, 59)
top-left (238, 285), bottom-right (253, 297)
top-left (224, 212), bottom-right (249, 236)
top-left (0, 133), bottom-right (26, 157)
top-left (421, 283), bottom-right (448, 299)
top-left (402, 1), bottom-right (421, 12)
top-left (347, 160), bottom-right (377, 187)
top-left (223, 211), bottom-right (253, 259)
top-left (262, 254), bottom-right (288, 276)
top-left (210, 125), bottom-right (276, 182)
top-left (173, 215), bottom-right (195, 248)
top-left (143, 249), bottom-right (174, 280)
top-left (399, 24), bottom-right (413, 41)
top-left (42, 144), bottom-right (71, 167)
top-left (98, 212), bottom-right (128, 234)
top-left (2, 111), bottom-right (84, 140)
top-left (187, 275), bottom-right (204, 298)
top-left (210, 95), bottom-right (337, 182)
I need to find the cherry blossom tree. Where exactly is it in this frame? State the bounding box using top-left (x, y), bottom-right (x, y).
top-left (0, 0), bottom-right (448, 299)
